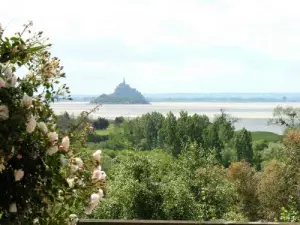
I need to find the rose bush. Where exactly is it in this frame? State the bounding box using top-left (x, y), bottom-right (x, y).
top-left (0, 22), bottom-right (106, 224)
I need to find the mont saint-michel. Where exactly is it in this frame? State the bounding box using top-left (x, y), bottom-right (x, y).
top-left (91, 79), bottom-right (149, 104)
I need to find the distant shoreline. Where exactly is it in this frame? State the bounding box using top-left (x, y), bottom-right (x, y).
top-left (51, 101), bottom-right (300, 119)
top-left (70, 93), bottom-right (300, 103)
top-left (68, 98), bottom-right (300, 103)
top-left (147, 99), bottom-right (300, 103)
top-left (50, 101), bottom-right (287, 134)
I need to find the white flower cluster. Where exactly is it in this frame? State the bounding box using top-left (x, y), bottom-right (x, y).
top-left (0, 64), bottom-right (17, 89)
top-left (86, 188), bottom-right (104, 215)
top-left (66, 149), bottom-right (106, 216)
top-left (0, 25), bottom-right (108, 224)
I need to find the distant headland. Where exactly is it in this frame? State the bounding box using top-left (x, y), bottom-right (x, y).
top-left (91, 79), bottom-right (149, 104)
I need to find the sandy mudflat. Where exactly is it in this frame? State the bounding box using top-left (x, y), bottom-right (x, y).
top-left (51, 101), bottom-right (290, 133)
top-left (51, 101), bottom-right (300, 119)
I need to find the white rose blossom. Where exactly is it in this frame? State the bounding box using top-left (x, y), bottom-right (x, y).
top-left (69, 214), bottom-right (79, 225)
top-left (38, 122), bottom-right (48, 133)
top-left (48, 132), bottom-right (58, 143)
top-left (92, 167), bottom-right (106, 181)
top-left (0, 105), bottom-right (9, 120)
top-left (21, 93), bottom-right (33, 108)
top-left (26, 116), bottom-right (37, 133)
top-left (61, 136), bottom-right (70, 151)
top-left (86, 189), bottom-right (104, 214)
top-left (74, 157), bottom-right (83, 168)
top-left (77, 178), bottom-right (85, 187)
top-left (86, 193), bottom-right (100, 214)
top-left (98, 188), bottom-right (104, 198)
top-left (66, 178), bottom-right (75, 188)
top-left (6, 74), bottom-right (17, 87)
top-left (14, 169), bottom-right (24, 181)
top-left (9, 203), bottom-right (17, 213)
top-left (92, 150), bottom-right (102, 162)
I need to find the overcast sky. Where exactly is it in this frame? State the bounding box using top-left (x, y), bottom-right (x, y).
top-left (2, 0), bottom-right (300, 94)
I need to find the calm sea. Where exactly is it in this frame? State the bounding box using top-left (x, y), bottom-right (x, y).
top-left (51, 102), bottom-right (300, 134)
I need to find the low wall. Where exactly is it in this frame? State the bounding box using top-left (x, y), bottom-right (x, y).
top-left (77, 220), bottom-right (299, 225)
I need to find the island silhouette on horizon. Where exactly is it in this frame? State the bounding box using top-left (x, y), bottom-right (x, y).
top-left (91, 78), bottom-right (149, 104)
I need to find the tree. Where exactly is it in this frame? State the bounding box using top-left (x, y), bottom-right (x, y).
top-left (141, 112), bottom-right (164, 149)
top-left (261, 142), bottom-right (285, 166)
top-left (93, 117), bottom-right (109, 130)
top-left (159, 112), bottom-right (180, 156)
top-left (202, 110), bottom-right (237, 163)
top-left (94, 151), bottom-right (198, 220)
top-left (214, 109), bottom-right (237, 144)
top-left (176, 111), bottom-right (190, 148)
top-left (232, 128), bottom-right (253, 163)
top-left (189, 114), bottom-right (210, 145)
top-left (203, 123), bottom-right (223, 161)
top-left (228, 161), bottom-right (259, 220)
top-left (252, 140), bottom-right (268, 170)
top-left (268, 106), bottom-right (300, 129)
top-left (257, 160), bottom-right (286, 221)
top-left (114, 116), bottom-right (124, 126)
top-left (192, 165), bottom-right (238, 220)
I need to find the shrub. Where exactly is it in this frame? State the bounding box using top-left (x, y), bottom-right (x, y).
top-left (115, 116), bottom-right (125, 125)
top-left (93, 117), bottom-right (109, 130)
top-left (0, 22), bottom-right (107, 224)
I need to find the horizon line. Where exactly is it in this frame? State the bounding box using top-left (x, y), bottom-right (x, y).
top-left (70, 92), bottom-right (300, 96)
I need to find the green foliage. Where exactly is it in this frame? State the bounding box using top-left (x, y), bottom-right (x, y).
top-left (252, 140), bottom-right (268, 170)
top-left (87, 133), bottom-right (109, 142)
top-left (119, 110), bottom-right (236, 160)
top-left (85, 121), bottom-right (300, 222)
top-left (280, 196), bottom-right (300, 222)
top-left (228, 162), bottom-right (259, 220)
top-left (159, 112), bottom-right (180, 155)
top-left (114, 116), bottom-right (125, 126)
top-left (192, 165), bottom-right (238, 221)
top-left (257, 160), bottom-right (286, 221)
top-left (92, 117), bottom-right (109, 130)
top-left (261, 142), bottom-right (285, 167)
top-left (221, 147), bottom-right (237, 168)
top-left (233, 129), bottom-right (253, 163)
top-left (0, 22), bottom-right (106, 224)
top-left (85, 107), bottom-right (300, 222)
top-left (90, 150), bottom-right (199, 220)
top-left (268, 106), bottom-right (300, 128)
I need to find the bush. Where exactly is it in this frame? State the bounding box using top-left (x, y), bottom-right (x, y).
top-left (93, 117), bottom-right (109, 130)
top-left (87, 133), bottom-right (109, 142)
top-left (0, 22), bottom-right (107, 224)
top-left (115, 116), bottom-right (125, 125)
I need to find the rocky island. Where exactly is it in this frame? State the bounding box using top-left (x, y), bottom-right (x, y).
top-left (91, 79), bottom-right (149, 104)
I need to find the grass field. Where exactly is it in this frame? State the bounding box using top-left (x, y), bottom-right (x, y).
top-left (251, 131), bottom-right (282, 142)
top-left (95, 124), bottom-right (115, 136)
